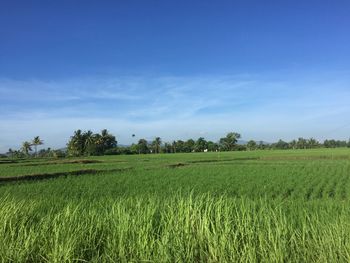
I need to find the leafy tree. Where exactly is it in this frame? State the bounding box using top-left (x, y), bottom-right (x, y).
top-left (67, 129), bottom-right (117, 156)
top-left (87, 129), bottom-right (117, 155)
top-left (195, 137), bottom-right (207, 152)
top-left (296, 138), bottom-right (307, 149)
top-left (307, 138), bottom-right (319, 148)
top-left (184, 139), bottom-right (195, 152)
top-left (152, 137), bottom-right (162, 153)
top-left (137, 139), bottom-right (149, 154)
top-left (257, 141), bottom-right (267, 150)
top-left (130, 144), bottom-right (139, 154)
top-left (207, 141), bottom-right (219, 152)
top-left (6, 148), bottom-right (25, 158)
top-left (163, 142), bottom-right (173, 153)
top-left (289, 140), bottom-right (297, 149)
top-left (219, 132), bottom-right (241, 151)
top-left (37, 148), bottom-right (52, 157)
top-left (247, 140), bottom-right (257, 151)
top-left (273, 139), bottom-right (289, 149)
top-left (52, 149), bottom-right (66, 158)
top-left (324, 139), bottom-right (347, 148)
top-left (104, 148), bottom-right (120, 155)
top-left (175, 140), bottom-right (185, 153)
top-left (324, 139), bottom-right (339, 148)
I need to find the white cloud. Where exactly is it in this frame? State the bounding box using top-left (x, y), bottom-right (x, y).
top-left (0, 71), bottom-right (350, 152)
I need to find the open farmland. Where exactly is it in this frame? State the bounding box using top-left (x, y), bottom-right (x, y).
top-left (1, 148), bottom-right (350, 262)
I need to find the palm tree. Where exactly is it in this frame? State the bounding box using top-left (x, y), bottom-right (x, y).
top-left (172, 141), bottom-right (177, 153)
top-left (84, 130), bottom-right (95, 156)
top-left (32, 136), bottom-right (44, 157)
top-left (219, 132), bottom-right (241, 151)
top-left (67, 130), bottom-right (83, 156)
top-left (21, 141), bottom-right (32, 156)
top-left (151, 137), bottom-right (162, 153)
top-left (100, 129), bottom-right (117, 152)
top-left (297, 137), bottom-right (307, 149)
top-left (289, 140), bottom-right (297, 149)
top-left (137, 139), bottom-right (149, 154)
top-left (308, 138), bottom-right (319, 149)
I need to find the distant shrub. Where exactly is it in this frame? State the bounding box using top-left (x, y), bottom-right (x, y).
top-left (52, 150), bottom-right (66, 158)
top-left (104, 147), bottom-right (120, 155)
top-left (235, 145), bottom-right (247, 151)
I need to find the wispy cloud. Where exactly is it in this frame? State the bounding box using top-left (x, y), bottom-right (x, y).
top-left (0, 71), bottom-right (350, 152)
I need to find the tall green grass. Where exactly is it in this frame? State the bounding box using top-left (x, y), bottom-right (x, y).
top-left (1, 148), bottom-right (350, 262)
top-left (1, 194), bottom-right (350, 262)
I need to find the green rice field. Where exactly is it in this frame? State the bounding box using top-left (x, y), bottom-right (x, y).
top-left (1, 148), bottom-right (350, 262)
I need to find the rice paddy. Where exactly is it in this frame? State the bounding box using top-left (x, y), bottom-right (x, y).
top-left (1, 148), bottom-right (350, 262)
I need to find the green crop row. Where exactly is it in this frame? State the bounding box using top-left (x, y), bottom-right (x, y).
top-left (0, 148), bottom-right (350, 262)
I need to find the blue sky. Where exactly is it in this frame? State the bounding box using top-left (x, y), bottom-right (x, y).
top-left (1, 1), bottom-right (350, 151)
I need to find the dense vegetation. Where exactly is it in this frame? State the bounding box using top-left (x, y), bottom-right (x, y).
top-left (1, 149), bottom-right (350, 261)
top-left (4, 130), bottom-right (350, 158)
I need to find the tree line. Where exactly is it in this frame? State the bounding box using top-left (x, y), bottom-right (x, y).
top-left (7, 136), bottom-right (45, 158)
top-left (66, 129), bottom-right (117, 156)
top-left (263, 138), bottom-right (350, 150)
top-left (3, 130), bottom-right (350, 158)
top-left (113, 132), bottom-right (243, 155)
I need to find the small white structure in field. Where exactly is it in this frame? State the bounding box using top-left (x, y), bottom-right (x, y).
top-left (204, 149), bottom-right (208, 152)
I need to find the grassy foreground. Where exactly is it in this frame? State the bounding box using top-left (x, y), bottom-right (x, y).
top-left (1, 195), bottom-right (350, 262)
top-left (1, 149), bottom-right (350, 262)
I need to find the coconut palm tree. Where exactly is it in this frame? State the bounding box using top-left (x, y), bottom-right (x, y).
top-left (219, 132), bottom-right (241, 151)
top-left (21, 141), bottom-right (32, 156)
top-left (67, 130), bottom-right (83, 156)
top-left (84, 130), bottom-right (95, 156)
top-left (308, 138), bottom-right (319, 149)
top-left (32, 136), bottom-right (44, 157)
top-left (100, 129), bottom-right (117, 152)
top-left (152, 137), bottom-right (162, 153)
